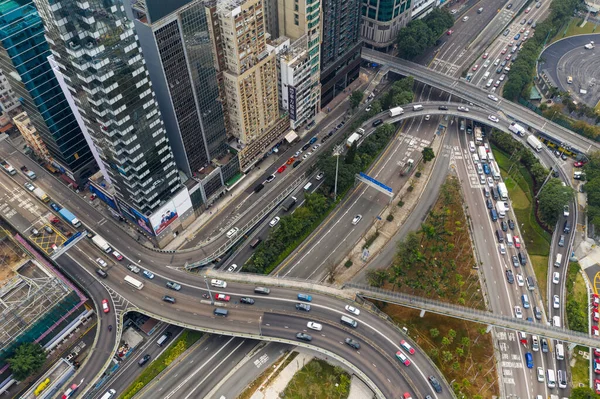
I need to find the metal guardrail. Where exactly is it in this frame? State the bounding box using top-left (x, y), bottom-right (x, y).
top-left (185, 172), bottom-right (308, 269)
top-left (346, 283), bottom-right (600, 347)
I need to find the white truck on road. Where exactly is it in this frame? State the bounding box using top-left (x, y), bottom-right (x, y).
top-left (497, 182), bottom-right (508, 200)
top-left (508, 122), bottom-right (526, 137)
top-left (478, 146), bottom-right (487, 162)
top-left (526, 135), bottom-right (543, 152)
top-left (497, 201), bottom-right (506, 218)
top-left (92, 235), bottom-right (112, 253)
top-left (388, 107), bottom-right (404, 117)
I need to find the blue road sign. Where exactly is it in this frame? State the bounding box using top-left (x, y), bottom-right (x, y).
top-left (359, 172), bottom-right (392, 193)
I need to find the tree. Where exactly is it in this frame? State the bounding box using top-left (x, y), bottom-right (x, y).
top-left (7, 342), bottom-right (47, 381)
top-left (430, 328), bottom-right (440, 338)
top-left (571, 386), bottom-right (600, 399)
top-left (537, 178), bottom-right (573, 227)
top-left (350, 90), bottom-right (364, 110)
top-left (366, 269), bottom-right (388, 287)
top-left (345, 141), bottom-right (358, 164)
top-left (422, 147), bottom-right (435, 163)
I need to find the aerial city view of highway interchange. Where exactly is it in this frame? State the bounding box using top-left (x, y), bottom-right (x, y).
top-left (0, 0), bottom-right (600, 398)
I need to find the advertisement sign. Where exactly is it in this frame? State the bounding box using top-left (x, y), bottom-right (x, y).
top-left (149, 200), bottom-right (178, 235)
top-left (173, 189), bottom-right (193, 216)
top-left (288, 86), bottom-right (297, 121)
top-left (116, 198), bottom-right (154, 236)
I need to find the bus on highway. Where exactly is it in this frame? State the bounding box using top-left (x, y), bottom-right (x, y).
top-left (124, 275), bottom-right (144, 290)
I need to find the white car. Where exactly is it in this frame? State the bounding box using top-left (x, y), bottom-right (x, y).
top-left (352, 215), bottom-right (362, 225)
top-left (143, 270), bottom-right (155, 279)
top-left (499, 244), bottom-right (506, 255)
top-left (488, 94), bottom-right (499, 102)
top-left (307, 322), bottom-right (322, 331)
top-left (487, 177), bottom-right (494, 187)
top-left (516, 274), bottom-right (525, 287)
top-left (488, 115), bottom-right (499, 123)
top-left (365, 105), bottom-right (372, 112)
top-left (514, 306), bottom-right (523, 319)
top-left (457, 106), bottom-right (469, 112)
top-left (294, 150), bottom-right (302, 157)
top-left (553, 294), bottom-right (560, 309)
top-left (227, 264), bottom-right (238, 272)
top-left (345, 305), bottom-right (360, 315)
top-left (211, 279), bottom-right (227, 288)
top-left (552, 272), bottom-right (560, 284)
top-left (269, 216), bottom-right (280, 227)
top-left (424, 114), bottom-right (430, 121)
top-left (96, 257), bottom-right (107, 268)
top-left (316, 172), bottom-right (324, 181)
top-left (24, 182), bottom-right (36, 191)
top-left (226, 227), bottom-right (239, 238)
top-left (537, 367), bottom-right (545, 382)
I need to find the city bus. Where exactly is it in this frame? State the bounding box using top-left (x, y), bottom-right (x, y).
top-left (124, 275), bottom-right (144, 290)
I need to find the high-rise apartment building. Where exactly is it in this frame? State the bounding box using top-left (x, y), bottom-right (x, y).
top-left (0, 0), bottom-right (97, 184)
top-left (361, 0), bottom-right (411, 51)
top-left (320, 0), bottom-right (361, 106)
top-left (129, 0), bottom-right (240, 204)
top-left (0, 68), bottom-right (21, 127)
top-left (276, 0), bottom-right (321, 129)
top-left (12, 112), bottom-right (50, 160)
top-left (34, 0), bottom-right (195, 246)
top-left (207, 0), bottom-right (290, 171)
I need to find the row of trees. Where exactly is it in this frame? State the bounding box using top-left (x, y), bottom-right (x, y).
top-left (583, 152), bottom-right (600, 232)
top-left (361, 77), bottom-right (415, 120)
top-left (396, 8), bottom-right (454, 60)
top-left (565, 262), bottom-right (588, 333)
top-left (503, 0), bottom-right (584, 100)
top-left (490, 130), bottom-right (572, 228)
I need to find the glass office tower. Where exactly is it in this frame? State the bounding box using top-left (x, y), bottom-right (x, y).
top-left (0, 0), bottom-right (97, 184)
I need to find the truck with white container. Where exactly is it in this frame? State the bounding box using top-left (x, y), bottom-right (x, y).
top-left (490, 162), bottom-right (501, 180)
top-left (92, 235), bottom-right (112, 253)
top-left (388, 107), bottom-right (404, 117)
top-left (497, 182), bottom-right (508, 200)
top-left (508, 122), bottom-right (526, 137)
top-left (346, 133), bottom-right (361, 147)
top-left (478, 146), bottom-right (488, 162)
top-left (33, 188), bottom-right (50, 203)
top-left (497, 201), bottom-right (506, 218)
top-left (526, 135), bottom-right (543, 152)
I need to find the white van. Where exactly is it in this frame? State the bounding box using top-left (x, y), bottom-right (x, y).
top-left (556, 342), bottom-right (564, 360)
top-left (211, 279), bottom-right (227, 288)
top-left (553, 315), bottom-right (561, 328)
top-left (506, 233), bottom-right (513, 247)
top-left (469, 141), bottom-right (476, 153)
top-left (483, 71), bottom-right (490, 79)
top-left (486, 78), bottom-right (494, 87)
top-left (413, 104), bottom-right (423, 111)
top-left (304, 182), bottom-right (312, 191)
top-left (546, 369), bottom-right (556, 388)
top-left (100, 390), bottom-right (117, 399)
top-left (554, 253), bottom-right (563, 267)
top-left (226, 227), bottom-right (239, 238)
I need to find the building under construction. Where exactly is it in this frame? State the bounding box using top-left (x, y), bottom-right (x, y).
top-left (0, 227), bottom-right (87, 372)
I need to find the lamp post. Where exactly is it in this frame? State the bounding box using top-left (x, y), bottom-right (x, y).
top-left (203, 276), bottom-right (214, 305)
top-left (333, 144), bottom-right (343, 201)
top-left (259, 315), bottom-right (262, 336)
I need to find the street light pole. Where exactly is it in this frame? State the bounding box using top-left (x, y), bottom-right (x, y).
top-left (259, 315), bottom-right (262, 336)
top-left (333, 145), bottom-right (342, 201)
top-left (204, 276), bottom-right (214, 305)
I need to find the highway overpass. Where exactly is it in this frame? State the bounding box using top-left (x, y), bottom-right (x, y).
top-left (362, 48), bottom-right (600, 155)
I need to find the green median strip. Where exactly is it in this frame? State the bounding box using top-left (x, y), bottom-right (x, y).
top-left (119, 330), bottom-right (203, 399)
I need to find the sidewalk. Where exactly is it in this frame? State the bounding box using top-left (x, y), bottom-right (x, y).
top-left (250, 352), bottom-right (314, 399)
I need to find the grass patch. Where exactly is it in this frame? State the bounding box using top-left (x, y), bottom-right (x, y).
top-left (551, 18), bottom-right (598, 43)
top-left (566, 262), bottom-right (588, 333)
top-left (282, 358), bottom-right (351, 399)
top-left (119, 330), bottom-right (202, 399)
top-left (237, 351), bottom-right (297, 399)
top-left (571, 345), bottom-right (591, 388)
top-left (493, 145), bottom-right (551, 304)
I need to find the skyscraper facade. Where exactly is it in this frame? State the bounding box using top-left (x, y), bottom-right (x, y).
top-left (130, 0), bottom-right (240, 204)
top-left (360, 0), bottom-right (411, 52)
top-left (34, 0), bottom-right (195, 246)
top-left (207, 0), bottom-right (290, 171)
top-left (0, 0), bottom-right (97, 184)
top-left (320, 0), bottom-right (362, 106)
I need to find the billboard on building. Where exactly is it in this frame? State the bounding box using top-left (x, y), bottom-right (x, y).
top-left (173, 189), bottom-right (193, 215)
top-left (150, 200), bottom-right (178, 235)
top-left (288, 86), bottom-right (297, 121)
top-left (116, 198), bottom-right (154, 236)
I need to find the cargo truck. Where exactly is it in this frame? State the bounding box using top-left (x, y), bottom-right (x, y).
top-left (497, 201), bottom-right (506, 218)
top-left (58, 207), bottom-right (82, 228)
top-left (400, 159), bottom-right (415, 176)
top-left (346, 133), bottom-right (361, 147)
top-left (0, 160), bottom-right (16, 175)
top-left (282, 196), bottom-right (297, 212)
top-left (508, 122), bottom-right (526, 137)
top-left (20, 166), bottom-right (36, 179)
top-left (92, 235), bottom-right (112, 253)
top-left (478, 146), bottom-right (488, 162)
top-left (526, 135), bottom-right (543, 152)
top-left (474, 126), bottom-right (483, 144)
top-left (497, 182), bottom-right (508, 200)
top-left (33, 187), bottom-right (50, 203)
top-left (388, 107), bottom-right (404, 117)
top-left (490, 162), bottom-right (500, 180)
